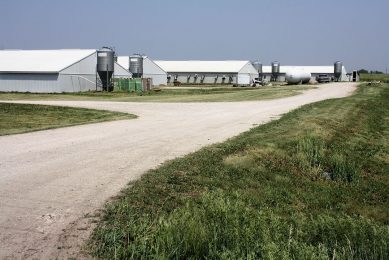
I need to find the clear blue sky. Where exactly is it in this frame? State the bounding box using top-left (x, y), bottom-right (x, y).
top-left (0, 0), bottom-right (388, 72)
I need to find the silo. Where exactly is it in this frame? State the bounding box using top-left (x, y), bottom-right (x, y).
top-left (334, 61), bottom-right (343, 82)
top-left (129, 54), bottom-right (143, 78)
top-left (97, 47), bottom-right (115, 92)
top-left (252, 61), bottom-right (263, 79)
top-left (271, 61), bottom-right (280, 81)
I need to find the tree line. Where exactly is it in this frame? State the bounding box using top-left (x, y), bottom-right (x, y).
top-left (358, 69), bottom-right (385, 74)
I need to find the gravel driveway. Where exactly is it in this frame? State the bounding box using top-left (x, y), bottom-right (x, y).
top-left (0, 83), bottom-right (356, 258)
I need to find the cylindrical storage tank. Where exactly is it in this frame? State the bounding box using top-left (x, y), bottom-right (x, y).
top-left (252, 61), bottom-right (262, 74)
top-left (334, 61), bottom-right (343, 81)
top-left (285, 69), bottom-right (311, 84)
top-left (271, 61), bottom-right (280, 81)
top-left (97, 47), bottom-right (115, 91)
top-left (129, 54), bottom-right (143, 78)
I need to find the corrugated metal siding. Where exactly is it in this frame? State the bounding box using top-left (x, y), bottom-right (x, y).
top-left (0, 49), bottom-right (97, 73)
top-left (143, 57), bottom-right (167, 86)
top-left (0, 51), bottom-right (99, 93)
top-left (143, 57), bottom-right (166, 75)
top-left (60, 52), bottom-right (97, 75)
top-left (261, 65), bottom-right (348, 81)
top-left (58, 52), bottom-right (97, 92)
top-left (118, 56), bottom-right (167, 86)
top-left (237, 74), bottom-right (251, 85)
top-left (159, 61), bottom-right (257, 85)
top-left (239, 62), bottom-right (258, 74)
top-left (57, 74), bottom-right (96, 92)
top-left (238, 63), bottom-right (258, 85)
top-left (167, 73), bottom-right (238, 85)
top-left (113, 62), bottom-right (132, 79)
top-left (0, 74), bottom-right (59, 92)
top-left (155, 60), bottom-right (250, 73)
top-left (143, 74), bottom-right (167, 86)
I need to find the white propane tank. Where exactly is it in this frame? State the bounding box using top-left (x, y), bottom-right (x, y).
top-left (285, 69), bottom-right (311, 84)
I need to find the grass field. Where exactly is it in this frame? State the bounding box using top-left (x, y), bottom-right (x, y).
top-left (0, 85), bottom-right (315, 103)
top-left (0, 103), bottom-right (136, 135)
top-left (360, 73), bottom-right (389, 82)
top-left (89, 83), bottom-right (389, 259)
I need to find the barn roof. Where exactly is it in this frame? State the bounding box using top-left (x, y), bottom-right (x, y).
top-left (154, 60), bottom-right (253, 73)
top-left (262, 66), bottom-right (346, 74)
top-left (0, 49), bottom-right (96, 73)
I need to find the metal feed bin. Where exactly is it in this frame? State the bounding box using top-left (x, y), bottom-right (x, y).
top-left (271, 61), bottom-right (280, 82)
top-left (129, 54), bottom-right (143, 78)
top-left (97, 47), bottom-right (115, 91)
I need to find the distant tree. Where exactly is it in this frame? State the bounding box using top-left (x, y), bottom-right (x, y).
top-left (370, 70), bottom-right (384, 74)
top-left (358, 69), bottom-right (369, 74)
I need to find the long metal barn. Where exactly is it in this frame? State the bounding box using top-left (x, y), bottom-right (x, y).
top-left (0, 49), bottom-right (130, 93)
top-left (154, 60), bottom-right (258, 85)
top-left (261, 65), bottom-right (348, 82)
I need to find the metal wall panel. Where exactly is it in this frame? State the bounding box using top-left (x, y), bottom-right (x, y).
top-left (143, 73), bottom-right (167, 86)
top-left (167, 73), bottom-right (238, 85)
top-left (58, 52), bottom-right (97, 92)
top-left (237, 74), bottom-right (251, 85)
top-left (143, 57), bottom-right (167, 86)
top-left (60, 52), bottom-right (97, 75)
top-left (238, 62), bottom-right (258, 85)
top-left (113, 62), bottom-right (132, 79)
top-left (0, 52), bottom-right (105, 92)
top-left (0, 74), bottom-right (59, 92)
top-left (57, 74), bottom-right (96, 92)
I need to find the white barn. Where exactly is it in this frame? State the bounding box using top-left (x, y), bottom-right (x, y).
top-left (154, 60), bottom-right (258, 85)
top-left (0, 49), bottom-right (130, 93)
top-left (117, 56), bottom-right (167, 86)
top-left (261, 65), bottom-right (348, 82)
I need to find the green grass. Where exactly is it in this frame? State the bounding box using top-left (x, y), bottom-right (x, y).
top-left (88, 83), bottom-right (389, 259)
top-left (0, 85), bottom-right (315, 103)
top-left (360, 73), bottom-right (389, 83)
top-left (0, 103), bottom-right (136, 135)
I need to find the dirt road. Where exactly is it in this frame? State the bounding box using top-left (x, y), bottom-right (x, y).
top-left (0, 83), bottom-right (356, 258)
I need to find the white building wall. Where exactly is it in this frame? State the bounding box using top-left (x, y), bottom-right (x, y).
top-left (57, 60), bottom-right (131, 92)
top-left (238, 74), bottom-right (251, 85)
top-left (261, 65), bottom-right (348, 82)
top-left (144, 74), bottom-right (167, 86)
top-left (238, 62), bottom-right (258, 85)
top-left (0, 73), bottom-right (59, 92)
top-left (0, 50), bottom-right (131, 93)
top-left (60, 52), bottom-right (97, 75)
top-left (167, 73), bottom-right (238, 85)
top-left (118, 56), bottom-right (167, 86)
top-left (114, 62), bottom-right (132, 79)
top-left (58, 52), bottom-right (97, 92)
top-left (164, 62), bottom-right (256, 85)
top-left (0, 53), bottom-right (99, 93)
top-left (143, 57), bottom-right (167, 86)
top-left (57, 74), bottom-right (96, 92)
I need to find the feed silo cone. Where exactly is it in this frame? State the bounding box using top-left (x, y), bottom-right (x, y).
top-left (334, 61), bottom-right (343, 82)
top-left (97, 47), bottom-right (115, 91)
top-left (271, 61), bottom-right (280, 81)
top-left (252, 61), bottom-right (263, 79)
top-left (129, 54), bottom-right (144, 78)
